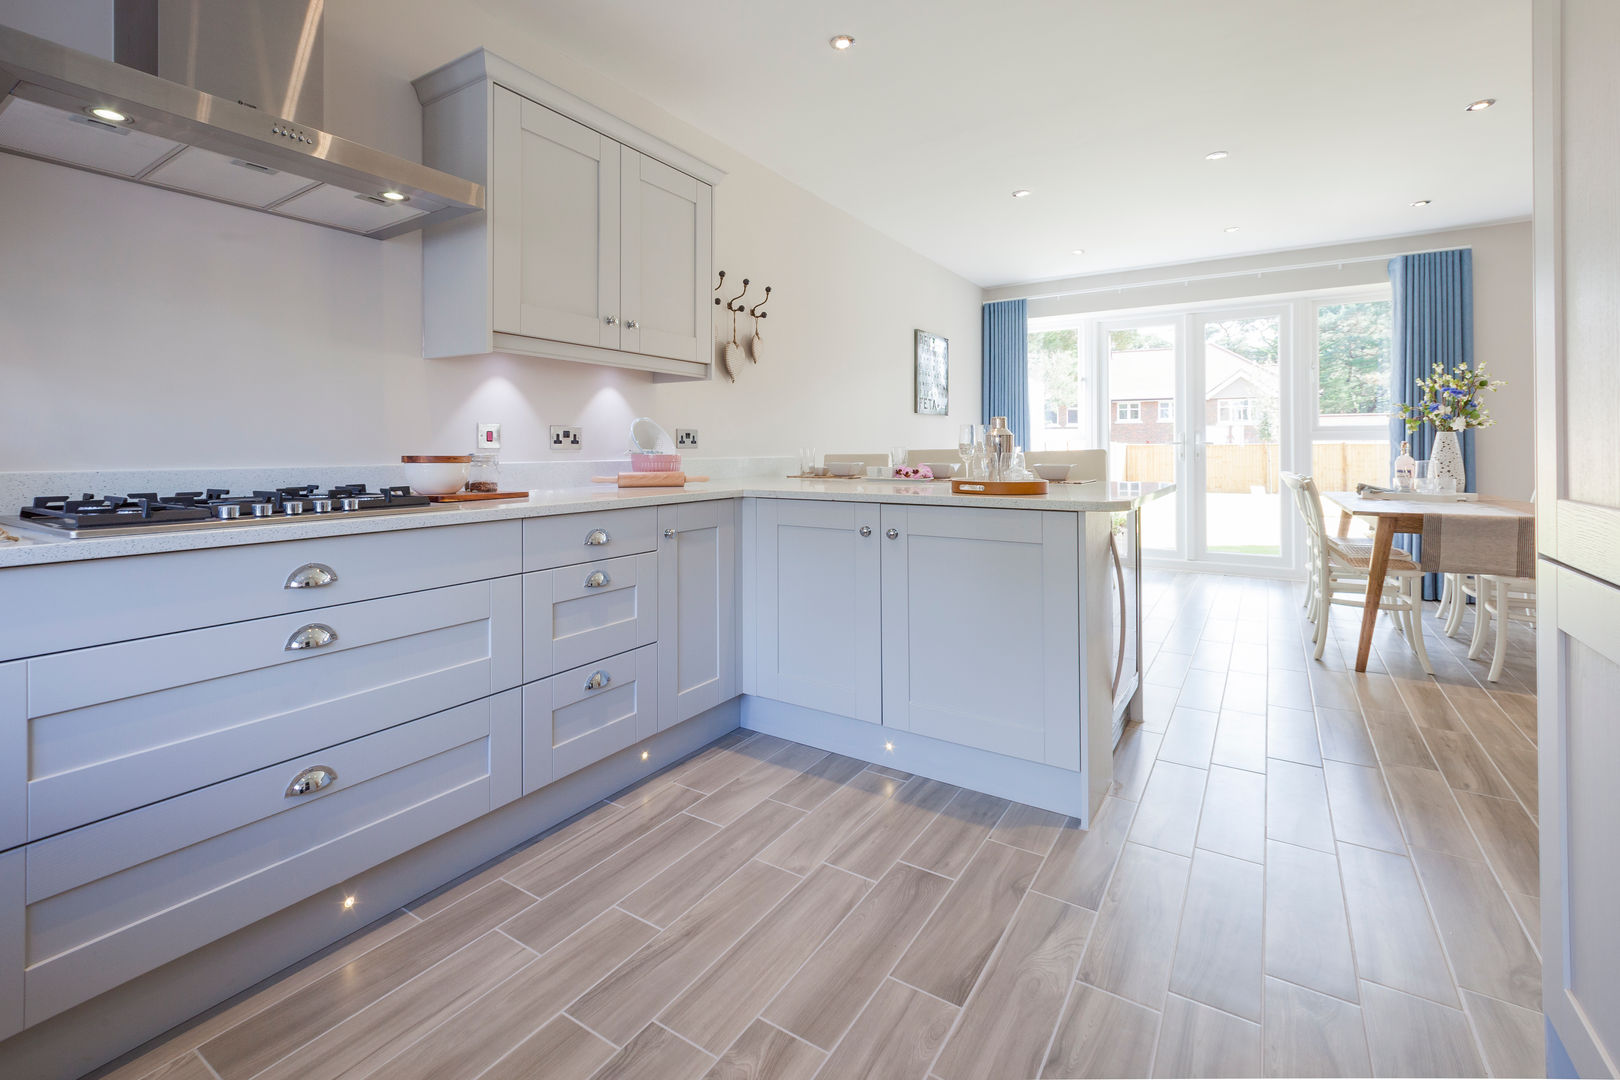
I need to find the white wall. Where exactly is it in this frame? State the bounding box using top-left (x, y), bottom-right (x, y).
top-left (991, 222), bottom-right (1535, 499)
top-left (0, 2), bottom-right (983, 471)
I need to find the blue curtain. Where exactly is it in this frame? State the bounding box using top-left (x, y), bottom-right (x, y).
top-left (1389, 248), bottom-right (1474, 599)
top-left (982, 299), bottom-right (1030, 449)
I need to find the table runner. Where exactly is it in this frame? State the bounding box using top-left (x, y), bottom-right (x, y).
top-left (1419, 511), bottom-right (1536, 578)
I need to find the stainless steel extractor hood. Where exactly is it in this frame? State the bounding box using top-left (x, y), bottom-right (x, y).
top-left (0, 2), bottom-right (482, 239)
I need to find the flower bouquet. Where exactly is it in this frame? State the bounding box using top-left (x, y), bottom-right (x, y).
top-left (1395, 362), bottom-right (1503, 433)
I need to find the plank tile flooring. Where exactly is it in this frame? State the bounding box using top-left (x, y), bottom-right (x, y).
top-left (94, 571), bottom-right (1542, 1080)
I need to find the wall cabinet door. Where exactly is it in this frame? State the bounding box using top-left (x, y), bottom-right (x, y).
top-left (879, 506), bottom-right (1081, 769)
top-left (621, 149), bottom-right (711, 365)
top-left (754, 500), bottom-right (882, 723)
top-left (492, 88), bottom-right (620, 350)
top-left (658, 502), bottom-right (736, 729)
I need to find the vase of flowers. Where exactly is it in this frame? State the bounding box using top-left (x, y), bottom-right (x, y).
top-left (1396, 362), bottom-right (1502, 491)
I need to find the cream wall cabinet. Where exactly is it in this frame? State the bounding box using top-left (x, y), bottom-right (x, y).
top-left (415, 50), bottom-right (721, 378)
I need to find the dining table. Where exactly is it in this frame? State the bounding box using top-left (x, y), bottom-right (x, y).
top-left (1320, 491), bottom-right (1537, 672)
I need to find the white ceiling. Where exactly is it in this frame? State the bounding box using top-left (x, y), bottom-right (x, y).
top-left (478, 0), bottom-right (1531, 288)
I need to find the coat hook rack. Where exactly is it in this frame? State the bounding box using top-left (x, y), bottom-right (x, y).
top-left (749, 285), bottom-right (772, 319)
top-left (713, 269), bottom-right (726, 304)
top-left (725, 277), bottom-right (751, 313)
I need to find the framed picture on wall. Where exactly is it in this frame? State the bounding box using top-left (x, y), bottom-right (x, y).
top-left (915, 330), bottom-right (949, 415)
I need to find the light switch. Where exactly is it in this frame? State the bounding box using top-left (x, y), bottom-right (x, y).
top-left (477, 422), bottom-right (501, 449)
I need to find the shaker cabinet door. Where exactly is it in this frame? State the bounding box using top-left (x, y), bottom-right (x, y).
top-left (492, 88), bottom-right (620, 350)
top-left (620, 149), bottom-right (711, 365)
top-left (658, 502), bottom-right (736, 729)
top-left (753, 500), bottom-right (882, 723)
top-left (879, 506), bottom-right (1081, 769)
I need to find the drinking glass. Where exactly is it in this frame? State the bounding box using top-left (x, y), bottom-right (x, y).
top-left (1415, 460), bottom-right (1436, 494)
top-left (958, 424), bottom-right (978, 477)
top-left (890, 446), bottom-right (908, 470)
top-left (798, 447), bottom-right (819, 475)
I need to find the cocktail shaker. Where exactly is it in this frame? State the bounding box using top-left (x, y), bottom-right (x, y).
top-left (986, 416), bottom-right (1013, 481)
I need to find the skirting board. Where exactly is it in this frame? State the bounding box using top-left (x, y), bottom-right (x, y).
top-left (740, 695), bottom-right (1093, 824)
top-left (1, 701), bottom-right (741, 1080)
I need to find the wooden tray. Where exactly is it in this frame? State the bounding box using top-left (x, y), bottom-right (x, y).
top-left (426, 490), bottom-right (529, 502)
top-left (950, 479), bottom-right (1050, 496)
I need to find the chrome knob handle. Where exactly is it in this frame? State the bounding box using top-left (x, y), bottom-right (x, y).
top-left (886, 528), bottom-right (900, 540)
top-left (584, 528), bottom-right (610, 546)
top-left (285, 764), bottom-right (337, 797)
top-left (859, 525), bottom-right (872, 537)
top-left (285, 623), bottom-right (338, 651)
top-left (585, 570), bottom-right (611, 588)
top-left (626, 319), bottom-right (639, 329)
top-left (584, 670), bottom-right (612, 691)
top-left (604, 314), bottom-right (618, 326)
top-left (284, 562), bottom-right (338, 590)
top-left (664, 528), bottom-right (676, 539)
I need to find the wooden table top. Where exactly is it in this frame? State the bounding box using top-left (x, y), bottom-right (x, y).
top-left (1322, 491), bottom-right (1535, 519)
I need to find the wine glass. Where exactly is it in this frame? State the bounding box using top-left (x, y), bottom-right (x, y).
top-left (958, 424), bottom-right (977, 478)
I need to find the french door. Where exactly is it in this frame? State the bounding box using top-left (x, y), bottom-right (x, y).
top-left (1097, 306), bottom-right (1292, 570)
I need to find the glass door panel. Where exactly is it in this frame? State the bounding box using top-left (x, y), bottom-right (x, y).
top-left (1199, 315), bottom-right (1283, 559)
top-left (1103, 321), bottom-right (1180, 556)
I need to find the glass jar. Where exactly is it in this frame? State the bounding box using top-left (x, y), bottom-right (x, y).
top-left (467, 451), bottom-right (500, 493)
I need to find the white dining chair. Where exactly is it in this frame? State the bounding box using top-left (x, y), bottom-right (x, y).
top-left (1282, 472), bottom-right (1434, 673)
top-left (1470, 574), bottom-right (1537, 682)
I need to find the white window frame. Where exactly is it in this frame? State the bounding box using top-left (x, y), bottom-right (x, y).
top-left (1158, 400), bottom-right (1172, 421)
top-left (1116, 401), bottom-right (1141, 421)
top-left (1217, 398), bottom-right (1254, 423)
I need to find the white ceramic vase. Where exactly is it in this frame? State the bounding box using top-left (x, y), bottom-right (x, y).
top-left (1431, 429), bottom-right (1466, 490)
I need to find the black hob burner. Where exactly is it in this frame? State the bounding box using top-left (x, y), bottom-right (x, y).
top-left (17, 483), bottom-right (435, 535)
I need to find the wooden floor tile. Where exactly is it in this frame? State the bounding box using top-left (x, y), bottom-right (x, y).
top-left (687, 743), bottom-right (829, 826)
top-left (1363, 708), bottom-right (1439, 770)
top-left (501, 813), bottom-right (717, 955)
top-left (593, 1022), bottom-right (715, 1080)
top-left (1177, 668), bottom-right (1228, 712)
top-left (1337, 843), bottom-right (1458, 1006)
top-left (1316, 706), bottom-right (1378, 767)
top-left (1323, 760), bottom-right (1407, 853)
top-left (1268, 705), bottom-right (1324, 766)
top-left (703, 1020), bottom-right (824, 1080)
top-left (1189, 640), bottom-right (1233, 672)
top-left (568, 860), bottom-right (799, 1045)
top-left (1359, 981), bottom-right (1484, 1079)
top-left (659, 865), bottom-right (870, 1054)
top-left (1211, 709), bottom-right (1267, 773)
top-left (768, 753), bottom-right (869, 812)
top-left (901, 789), bottom-right (1012, 877)
top-left (1453, 791), bottom-right (1539, 897)
top-left (933, 892), bottom-right (1094, 1080)
top-left (764, 863), bottom-right (951, 1049)
top-left (670, 733), bottom-right (790, 793)
top-left (1349, 672), bottom-right (1409, 715)
top-left (1396, 678), bottom-right (1467, 733)
top-left (1261, 977), bottom-right (1370, 1078)
top-left (866, 763), bottom-right (914, 780)
top-left (987, 801), bottom-right (1068, 855)
top-left (1461, 990), bottom-right (1545, 1080)
top-left (1109, 725), bottom-right (1164, 800)
top-left (758, 769), bottom-right (904, 875)
top-left (1159, 706), bottom-right (1220, 767)
top-left (1076, 843), bottom-right (1191, 1009)
top-left (828, 777), bottom-right (958, 879)
top-left (381, 909), bottom-right (657, 1080)
top-left (198, 881), bottom-right (537, 1080)
top-left (813, 979), bottom-right (955, 1080)
top-left (1508, 890), bottom-right (1541, 950)
top-left (1230, 642), bottom-right (1270, 674)
top-left (502, 782), bottom-right (704, 901)
top-left (1264, 840), bottom-right (1357, 1001)
top-left (1169, 850), bottom-right (1264, 1021)
top-left (1484, 739), bottom-right (1539, 818)
top-left (140, 1054), bottom-right (214, 1080)
top-left (1130, 761), bottom-right (1207, 857)
top-left (1041, 982), bottom-right (1159, 1080)
top-left (1147, 648), bottom-right (1195, 686)
top-left (1222, 672), bottom-right (1271, 715)
top-left (1426, 728), bottom-right (1518, 800)
top-left (1032, 797), bottom-right (1133, 911)
top-left (1197, 765), bottom-right (1265, 863)
top-left (1152, 994), bottom-right (1261, 1079)
top-left (479, 1015), bottom-right (615, 1080)
top-left (249, 930), bottom-right (532, 1080)
top-left (893, 840), bottom-right (1041, 1005)
top-left (620, 800), bottom-right (804, 925)
top-left (1410, 846), bottom-right (1541, 1011)
top-left (1383, 764), bottom-right (1482, 859)
top-left (1268, 668), bottom-right (1315, 711)
top-left (1266, 759), bottom-right (1335, 852)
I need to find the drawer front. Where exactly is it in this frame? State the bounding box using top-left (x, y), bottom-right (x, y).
top-left (523, 644), bottom-right (658, 791)
top-left (523, 507), bottom-right (657, 571)
top-left (523, 551), bottom-right (658, 680)
top-left (19, 693), bottom-right (520, 1028)
top-left (24, 577), bottom-right (521, 840)
top-left (0, 520), bottom-right (522, 662)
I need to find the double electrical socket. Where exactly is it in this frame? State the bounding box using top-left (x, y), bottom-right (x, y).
top-left (549, 426), bottom-right (583, 452)
top-left (676, 429), bottom-right (699, 449)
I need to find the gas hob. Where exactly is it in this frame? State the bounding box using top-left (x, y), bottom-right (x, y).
top-left (11, 484), bottom-right (441, 538)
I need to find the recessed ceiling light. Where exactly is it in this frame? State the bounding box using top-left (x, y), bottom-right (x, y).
top-left (1011, 189), bottom-right (1031, 198)
top-left (1205, 150), bottom-right (1229, 160)
top-left (1224, 226), bottom-right (1240, 233)
top-left (88, 106), bottom-right (128, 123)
top-left (829, 34), bottom-right (855, 50)
top-left (1465, 98), bottom-right (1496, 112)
top-left (380, 190), bottom-right (408, 202)
top-left (1411, 199), bottom-right (1431, 207)
top-left (1071, 249), bottom-right (1085, 256)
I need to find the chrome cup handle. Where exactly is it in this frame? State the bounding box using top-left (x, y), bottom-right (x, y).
top-left (284, 562), bottom-right (338, 589)
top-left (285, 623), bottom-right (338, 651)
top-left (285, 764), bottom-right (337, 797)
top-left (585, 570), bottom-right (611, 589)
top-left (584, 670), bottom-right (611, 691)
top-left (585, 528), bottom-right (610, 546)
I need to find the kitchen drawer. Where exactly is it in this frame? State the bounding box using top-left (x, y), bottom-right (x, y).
top-left (0, 520), bottom-right (522, 662)
top-left (17, 692), bottom-right (520, 1028)
top-left (523, 507), bottom-right (657, 571)
top-left (524, 551), bottom-right (657, 680)
top-left (22, 577), bottom-right (521, 841)
top-left (523, 644), bottom-right (658, 791)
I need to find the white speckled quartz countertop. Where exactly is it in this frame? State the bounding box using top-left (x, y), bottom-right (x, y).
top-left (0, 477), bottom-right (1173, 568)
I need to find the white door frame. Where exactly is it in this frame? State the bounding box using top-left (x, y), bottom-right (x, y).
top-left (1094, 313), bottom-right (1186, 562)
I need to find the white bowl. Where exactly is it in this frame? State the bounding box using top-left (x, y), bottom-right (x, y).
top-left (401, 456), bottom-right (471, 495)
top-left (921, 462), bottom-right (958, 478)
top-left (1033, 464), bottom-right (1072, 482)
top-left (826, 462), bottom-right (862, 477)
